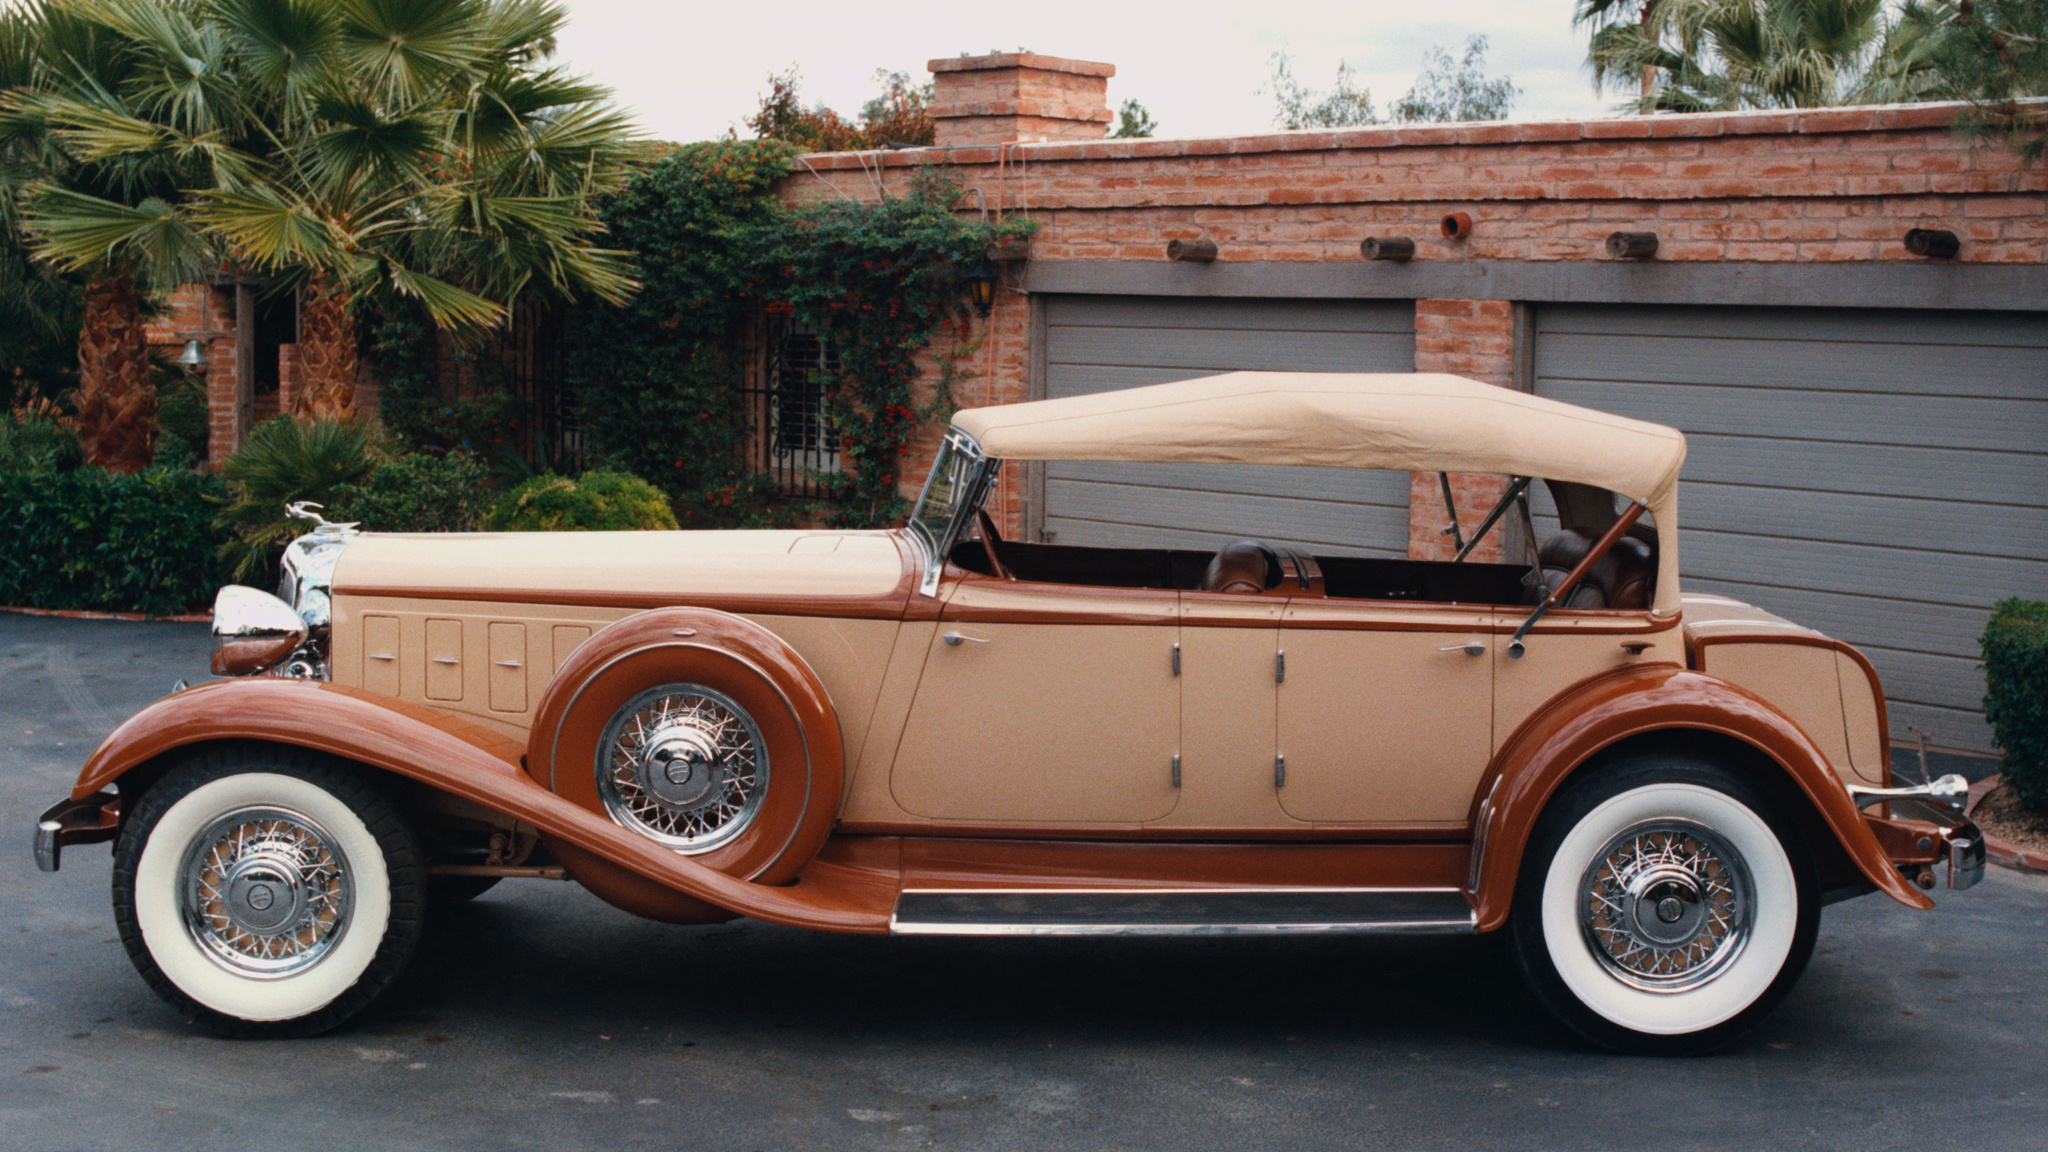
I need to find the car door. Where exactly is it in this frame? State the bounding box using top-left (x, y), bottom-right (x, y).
top-left (1158, 590), bottom-right (1292, 830)
top-left (1274, 601), bottom-right (1496, 830)
top-left (888, 574), bottom-right (1181, 825)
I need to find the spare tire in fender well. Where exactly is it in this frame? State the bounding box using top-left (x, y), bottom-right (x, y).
top-left (526, 607), bottom-right (845, 894)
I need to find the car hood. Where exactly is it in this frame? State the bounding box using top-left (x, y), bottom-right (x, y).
top-left (331, 529), bottom-right (915, 615)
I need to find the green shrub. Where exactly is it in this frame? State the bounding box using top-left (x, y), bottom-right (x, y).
top-left (328, 449), bottom-right (493, 533)
top-left (1983, 598), bottom-right (2048, 813)
top-left (485, 470), bottom-right (678, 532)
top-left (0, 465), bottom-right (230, 616)
top-left (216, 416), bottom-right (377, 579)
top-left (0, 402), bottom-right (82, 474)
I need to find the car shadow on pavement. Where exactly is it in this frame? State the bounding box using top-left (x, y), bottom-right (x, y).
top-left (377, 885), bottom-right (1568, 1054)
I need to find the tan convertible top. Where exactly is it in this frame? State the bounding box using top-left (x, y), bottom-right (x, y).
top-left (951, 372), bottom-right (1687, 512)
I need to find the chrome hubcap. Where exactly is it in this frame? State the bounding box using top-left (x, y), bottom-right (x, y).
top-left (180, 806), bottom-right (352, 978)
top-left (1580, 819), bottom-right (1753, 993)
top-left (597, 684), bottom-right (767, 853)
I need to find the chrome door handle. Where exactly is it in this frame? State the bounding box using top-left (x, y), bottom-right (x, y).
top-left (942, 632), bottom-right (990, 647)
top-left (1437, 641), bottom-right (1486, 656)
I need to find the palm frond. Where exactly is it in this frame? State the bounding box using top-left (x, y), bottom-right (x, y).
top-left (333, 0), bottom-right (486, 104)
top-left (23, 185), bottom-right (213, 282)
top-left (189, 185), bottom-right (341, 270)
top-left (381, 259), bottom-right (502, 330)
top-left (299, 92), bottom-right (437, 188)
top-left (207, 0), bottom-right (340, 112)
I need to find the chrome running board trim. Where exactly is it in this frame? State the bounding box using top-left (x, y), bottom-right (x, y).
top-left (889, 888), bottom-right (1477, 936)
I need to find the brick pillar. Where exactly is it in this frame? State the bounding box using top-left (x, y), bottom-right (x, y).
top-left (928, 54), bottom-right (1114, 148)
top-left (201, 285), bottom-right (248, 467)
top-left (205, 333), bottom-right (241, 466)
top-left (277, 343), bottom-right (300, 416)
top-left (1409, 299), bottom-right (1517, 562)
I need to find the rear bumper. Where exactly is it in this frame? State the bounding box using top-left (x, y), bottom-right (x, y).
top-left (1862, 797), bottom-right (1985, 893)
top-left (33, 792), bottom-right (120, 873)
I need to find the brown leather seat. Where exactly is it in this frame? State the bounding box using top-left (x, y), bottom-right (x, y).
top-left (1200, 540), bottom-right (1279, 594)
top-left (1522, 528), bottom-right (1658, 610)
top-left (1606, 535), bottom-right (1657, 610)
top-left (1526, 529), bottom-right (1614, 609)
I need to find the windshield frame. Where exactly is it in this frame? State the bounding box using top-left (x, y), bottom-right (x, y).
top-left (906, 428), bottom-right (998, 597)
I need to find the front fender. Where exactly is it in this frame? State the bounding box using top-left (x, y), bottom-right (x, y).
top-left (71, 679), bottom-right (889, 933)
top-left (1468, 665), bottom-right (1929, 931)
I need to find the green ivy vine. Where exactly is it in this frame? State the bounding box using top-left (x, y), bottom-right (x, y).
top-left (563, 140), bottom-right (1032, 528)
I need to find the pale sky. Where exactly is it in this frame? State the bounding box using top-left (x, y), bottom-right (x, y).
top-left (550, 0), bottom-right (1622, 145)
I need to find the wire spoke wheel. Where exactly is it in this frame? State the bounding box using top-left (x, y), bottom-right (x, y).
top-left (116, 750), bottom-right (423, 1038)
top-left (1579, 819), bottom-right (1753, 993)
top-left (1509, 756), bottom-right (1818, 1055)
top-left (179, 806), bottom-right (354, 978)
top-left (596, 684), bottom-right (768, 853)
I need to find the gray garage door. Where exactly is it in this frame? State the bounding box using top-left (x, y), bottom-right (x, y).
top-left (1535, 304), bottom-right (2048, 753)
top-left (1040, 295), bottom-right (1417, 557)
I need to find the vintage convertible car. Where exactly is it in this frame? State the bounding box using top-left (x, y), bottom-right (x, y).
top-left (35, 372), bottom-right (1983, 1053)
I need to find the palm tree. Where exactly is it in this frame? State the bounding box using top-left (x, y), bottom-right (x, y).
top-left (14, 0), bottom-right (637, 426)
top-left (0, 2), bottom-right (217, 470)
top-left (1579, 0), bottom-right (1949, 111)
top-left (195, 0), bottom-right (639, 418)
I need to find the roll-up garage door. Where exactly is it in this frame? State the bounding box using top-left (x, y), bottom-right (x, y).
top-left (1040, 295), bottom-right (1417, 557)
top-left (1535, 304), bottom-right (2048, 753)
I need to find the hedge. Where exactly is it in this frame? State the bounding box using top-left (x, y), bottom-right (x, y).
top-left (0, 466), bottom-right (230, 617)
top-left (327, 449), bottom-right (493, 533)
top-left (1983, 598), bottom-right (2048, 813)
top-left (484, 471), bottom-right (678, 532)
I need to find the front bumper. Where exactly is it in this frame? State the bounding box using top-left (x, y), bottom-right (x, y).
top-left (33, 792), bottom-right (120, 873)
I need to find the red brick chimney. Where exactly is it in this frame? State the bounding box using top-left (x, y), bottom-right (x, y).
top-left (927, 53), bottom-right (1115, 148)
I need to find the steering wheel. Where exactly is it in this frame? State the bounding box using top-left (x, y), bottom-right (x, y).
top-left (974, 507), bottom-right (1013, 580)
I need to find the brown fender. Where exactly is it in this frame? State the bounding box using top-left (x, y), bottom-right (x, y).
top-left (69, 678), bottom-right (890, 933)
top-left (526, 606), bottom-right (844, 887)
top-left (1467, 664), bottom-right (1929, 932)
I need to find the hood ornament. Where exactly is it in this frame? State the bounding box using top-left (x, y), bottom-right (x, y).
top-left (285, 501), bottom-right (359, 538)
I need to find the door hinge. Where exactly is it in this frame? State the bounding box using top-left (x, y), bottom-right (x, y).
top-left (1275, 754), bottom-right (1286, 788)
top-left (1275, 650), bottom-right (1286, 684)
top-left (1171, 754), bottom-right (1182, 788)
top-left (1171, 642), bottom-right (1181, 676)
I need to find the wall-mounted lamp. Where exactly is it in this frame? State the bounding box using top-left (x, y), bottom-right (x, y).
top-left (176, 339), bottom-right (208, 369)
top-left (1904, 228), bottom-right (1959, 259)
top-left (1360, 236), bottom-right (1416, 262)
top-left (1166, 238), bottom-right (1217, 263)
top-left (965, 255), bottom-right (999, 317)
top-left (1606, 231), bottom-right (1659, 260)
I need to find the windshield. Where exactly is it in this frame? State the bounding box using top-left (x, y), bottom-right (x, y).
top-left (908, 430), bottom-right (992, 582)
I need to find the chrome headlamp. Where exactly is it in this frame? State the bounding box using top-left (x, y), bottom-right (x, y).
top-left (211, 586), bottom-right (310, 677)
top-left (214, 503), bottom-right (359, 679)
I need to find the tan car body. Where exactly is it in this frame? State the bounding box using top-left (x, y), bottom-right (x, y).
top-left (60, 373), bottom-right (1963, 940)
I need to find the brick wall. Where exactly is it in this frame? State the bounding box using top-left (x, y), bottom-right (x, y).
top-left (1410, 299), bottom-right (1516, 563)
top-left (793, 104), bottom-right (2044, 264)
top-left (781, 85), bottom-right (2047, 547)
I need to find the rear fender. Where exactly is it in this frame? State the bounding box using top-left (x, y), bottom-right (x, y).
top-left (1468, 664), bottom-right (1928, 931)
top-left (71, 679), bottom-right (889, 933)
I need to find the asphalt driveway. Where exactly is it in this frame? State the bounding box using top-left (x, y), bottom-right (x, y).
top-left (2, 612), bottom-right (2043, 1152)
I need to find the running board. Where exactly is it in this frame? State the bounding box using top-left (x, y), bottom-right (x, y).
top-left (890, 888), bottom-right (1476, 936)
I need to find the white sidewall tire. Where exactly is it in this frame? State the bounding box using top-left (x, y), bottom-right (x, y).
top-left (132, 772), bottom-right (393, 1023)
top-left (1538, 782), bottom-right (1799, 1037)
